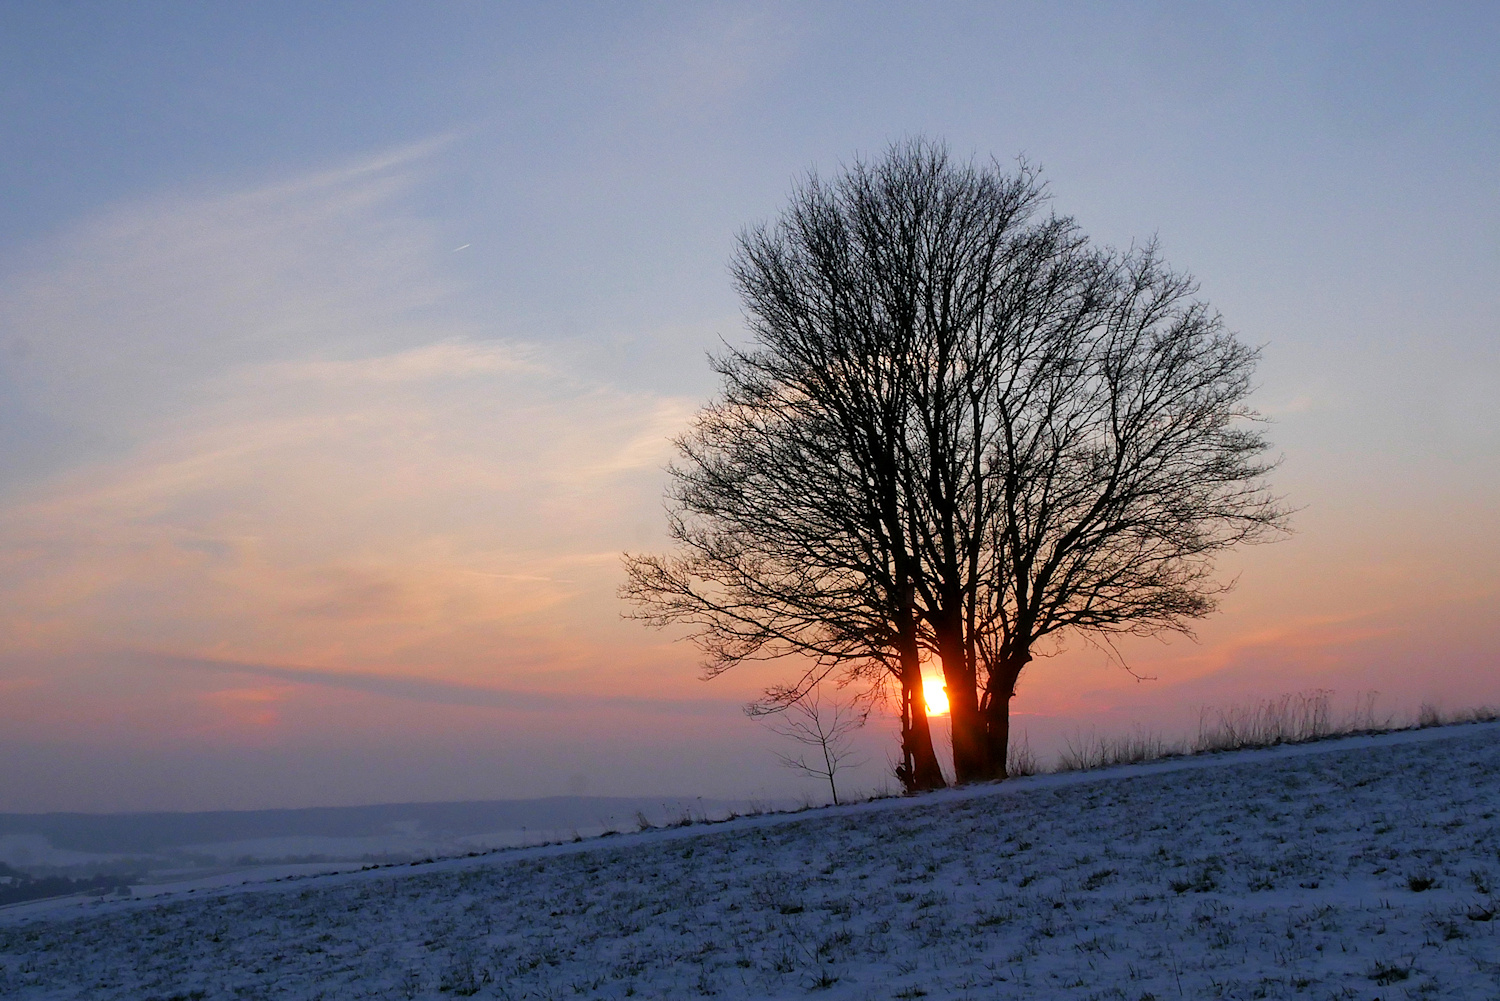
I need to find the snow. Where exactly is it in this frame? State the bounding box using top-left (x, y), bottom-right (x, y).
top-left (2, 722), bottom-right (1498, 1000)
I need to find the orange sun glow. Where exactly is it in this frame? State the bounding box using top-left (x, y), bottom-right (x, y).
top-left (922, 675), bottom-right (949, 716)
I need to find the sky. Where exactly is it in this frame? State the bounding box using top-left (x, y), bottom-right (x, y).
top-left (0, 1), bottom-right (1496, 812)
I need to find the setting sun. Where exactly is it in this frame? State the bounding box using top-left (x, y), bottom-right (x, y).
top-left (922, 675), bottom-right (949, 716)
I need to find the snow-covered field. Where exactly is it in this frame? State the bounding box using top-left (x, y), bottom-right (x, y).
top-left (2, 723), bottom-right (1497, 1000)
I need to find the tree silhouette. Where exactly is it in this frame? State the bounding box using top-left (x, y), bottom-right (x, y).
top-left (763, 686), bottom-right (867, 806)
top-left (624, 139), bottom-right (1287, 785)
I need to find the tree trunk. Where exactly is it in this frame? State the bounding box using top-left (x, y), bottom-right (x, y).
top-left (936, 618), bottom-right (998, 783)
top-left (980, 650), bottom-right (1032, 779)
top-left (898, 637), bottom-right (946, 793)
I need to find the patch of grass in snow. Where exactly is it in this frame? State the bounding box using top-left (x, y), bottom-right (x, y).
top-left (1006, 734), bottom-right (1039, 777)
top-left (1368, 957), bottom-right (1414, 985)
top-left (1047, 691), bottom-right (1500, 777)
top-left (1058, 729), bottom-right (1173, 771)
top-left (1080, 867), bottom-right (1118, 891)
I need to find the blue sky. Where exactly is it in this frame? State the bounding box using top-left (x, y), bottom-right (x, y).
top-left (0, 2), bottom-right (1496, 811)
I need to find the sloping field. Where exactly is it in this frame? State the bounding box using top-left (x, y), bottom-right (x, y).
top-left (2, 724), bottom-right (1498, 1000)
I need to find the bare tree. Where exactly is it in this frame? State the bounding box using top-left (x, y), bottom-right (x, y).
top-left (763, 686), bottom-right (867, 806)
top-left (620, 358), bottom-right (950, 790)
top-left (622, 141), bottom-right (1045, 790)
top-left (623, 139), bottom-right (1286, 786)
top-left (970, 241), bottom-right (1290, 774)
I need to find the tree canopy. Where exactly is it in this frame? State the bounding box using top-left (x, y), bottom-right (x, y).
top-left (623, 140), bottom-right (1287, 788)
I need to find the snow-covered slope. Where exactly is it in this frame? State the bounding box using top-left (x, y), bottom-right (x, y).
top-left (3, 723), bottom-right (1497, 1000)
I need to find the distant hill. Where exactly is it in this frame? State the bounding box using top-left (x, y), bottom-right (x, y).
top-left (0, 795), bottom-right (779, 874)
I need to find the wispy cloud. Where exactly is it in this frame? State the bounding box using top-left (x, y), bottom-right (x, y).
top-left (0, 140), bottom-right (701, 715)
top-left (1260, 393), bottom-right (1318, 416)
top-left (620, 5), bottom-right (809, 112)
top-left (262, 341), bottom-right (542, 385)
top-left (147, 653), bottom-right (741, 717)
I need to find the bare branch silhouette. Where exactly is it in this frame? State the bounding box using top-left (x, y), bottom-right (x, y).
top-left (623, 138), bottom-right (1288, 785)
top-left (761, 686), bottom-right (867, 806)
